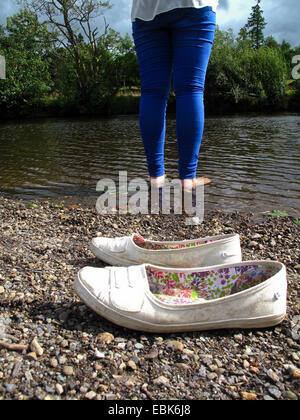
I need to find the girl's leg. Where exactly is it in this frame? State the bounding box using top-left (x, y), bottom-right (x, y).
top-left (132, 21), bottom-right (173, 179)
top-left (172, 8), bottom-right (216, 181)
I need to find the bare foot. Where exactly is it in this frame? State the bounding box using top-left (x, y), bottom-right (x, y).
top-left (181, 177), bottom-right (211, 190)
top-left (150, 174), bottom-right (167, 188)
top-left (150, 175), bottom-right (211, 190)
top-left (194, 177), bottom-right (211, 186)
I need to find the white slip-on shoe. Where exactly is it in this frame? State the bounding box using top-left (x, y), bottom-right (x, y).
top-left (90, 233), bottom-right (242, 268)
top-left (74, 261), bottom-right (287, 333)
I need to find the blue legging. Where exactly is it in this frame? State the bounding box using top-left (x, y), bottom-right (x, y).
top-left (132, 7), bottom-right (216, 179)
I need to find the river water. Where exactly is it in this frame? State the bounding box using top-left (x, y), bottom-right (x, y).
top-left (0, 113), bottom-right (299, 215)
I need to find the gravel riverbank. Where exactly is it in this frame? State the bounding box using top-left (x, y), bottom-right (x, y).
top-left (0, 196), bottom-right (299, 401)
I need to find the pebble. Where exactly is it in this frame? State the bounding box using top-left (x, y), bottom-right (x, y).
top-left (6, 384), bottom-right (15, 393)
top-left (207, 372), bottom-right (218, 381)
top-left (117, 342), bottom-right (126, 350)
top-left (233, 334), bottom-right (243, 342)
top-left (50, 358), bottom-right (58, 368)
top-left (26, 352), bottom-right (38, 361)
top-left (60, 340), bottom-right (68, 348)
top-left (249, 241), bottom-right (259, 248)
top-left (55, 384), bottom-right (64, 395)
top-left (198, 365), bottom-right (207, 378)
top-left (127, 360), bottom-right (137, 371)
top-left (268, 387), bottom-right (281, 399)
top-left (63, 366), bottom-right (74, 376)
top-left (134, 343), bottom-right (144, 350)
top-left (251, 233), bottom-right (261, 239)
top-left (97, 332), bottom-right (114, 344)
top-left (144, 348), bottom-right (159, 360)
top-left (85, 391), bottom-right (97, 400)
top-left (167, 340), bottom-right (184, 352)
top-left (175, 363), bottom-right (190, 371)
top-left (292, 369), bottom-right (300, 379)
top-left (243, 360), bottom-right (250, 369)
top-left (284, 391), bottom-right (298, 400)
top-left (94, 349), bottom-right (106, 359)
top-left (0, 198), bottom-right (299, 401)
top-left (263, 395), bottom-right (274, 401)
top-left (267, 369), bottom-right (280, 383)
top-left (241, 392), bottom-right (257, 400)
top-left (153, 376), bottom-right (170, 386)
top-left (30, 337), bottom-right (44, 357)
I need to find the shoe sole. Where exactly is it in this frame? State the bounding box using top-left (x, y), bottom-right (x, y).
top-left (74, 274), bottom-right (286, 333)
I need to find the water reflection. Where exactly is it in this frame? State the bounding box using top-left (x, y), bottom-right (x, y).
top-left (0, 113), bottom-right (299, 214)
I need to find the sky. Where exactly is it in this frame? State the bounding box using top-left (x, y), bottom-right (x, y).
top-left (1, 0), bottom-right (300, 47)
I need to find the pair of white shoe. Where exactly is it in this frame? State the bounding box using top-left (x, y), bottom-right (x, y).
top-left (74, 232), bottom-right (287, 333)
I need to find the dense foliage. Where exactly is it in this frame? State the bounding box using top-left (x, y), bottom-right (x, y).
top-left (0, 1), bottom-right (299, 118)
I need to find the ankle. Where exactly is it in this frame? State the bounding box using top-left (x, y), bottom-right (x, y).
top-left (181, 177), bottom-right (211, 189)
top-left (150, 174), bottom-right (166, 188)
top-left (180, 178), bottom-right (196, 191)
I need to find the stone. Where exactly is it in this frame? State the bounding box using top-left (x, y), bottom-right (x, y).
top-left (6, 384), bottom-right (15, 393)
top-left (63, 366), bottom-right (74, 376)
top-left (283, 391), bottom-right (298, 400)
top-left (267, 369), bottom-right (280, 383)
top-left (26, 352), bottom-right (38, 361)
top-left (233, 334), bottom-right (243, 342)
top-left (243, 360), bottom-right (250, 369)
top-left (55, 384), bottom-right (64, 395)
top-left (30, 337), bottom-right (44, 356)
top-left (153, 376), bottom-right (170, 386)
top-left (94, 349), bottom-right (105, 359)
top-left (127, 360), bottom-right (137, 371)
top-left (134, 343), bottom-right (144, 350)
top-left (241, 392), bottom-right (257, 400)
top-left (85, 391), bottom-right (97, 400)
top-left (268, 387), bottom-right (281, 399)
top-left (60, 340), bottom-right (68, 348)
top-left (97, 332), bottom-right (114, 344)
top-left (50, 358), bottom-right (58, 368)
top-left (167, 340), bottom-right (184, 351)
top-left (249, 241), bottom-right (259, 248)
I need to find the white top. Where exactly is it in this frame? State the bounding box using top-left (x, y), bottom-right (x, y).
top-left (131, 0), bottom-right (219, 22)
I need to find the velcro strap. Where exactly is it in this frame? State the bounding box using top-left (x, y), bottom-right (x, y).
top-left (110, 266), bottom-right (145, 313)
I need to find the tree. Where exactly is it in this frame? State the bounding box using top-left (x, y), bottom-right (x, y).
top-left (0, 9), bottom-right (54, 115)
top-left (279, 40), bottom-right (295, 72)
top-left (205, 26), bottom-right (288, 112)
top-left (19, 0), bottom-right (112, 106)
top-left (264, 36), bottom-right (280, 50)
top-left (245, 0), bottom-right (266, 50)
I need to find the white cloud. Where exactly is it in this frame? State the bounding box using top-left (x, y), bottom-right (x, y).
top-left (105, 0), bottom-right (300, 46)
top-left (1, 0), bottom-right (299, 47)
top-left (217, 0), bottom-right (300, 46)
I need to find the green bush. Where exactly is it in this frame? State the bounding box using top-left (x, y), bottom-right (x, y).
top-left (0, 10), bottom-right (53, 116)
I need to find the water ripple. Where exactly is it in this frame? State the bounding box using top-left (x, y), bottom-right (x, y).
top-left (0, 114), bottom-right (299, 214)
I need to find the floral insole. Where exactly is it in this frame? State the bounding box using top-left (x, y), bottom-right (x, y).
top-left (133, 234), bottom-right (213, 250)
top-left (146, 264), bottom-right (278, 305)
